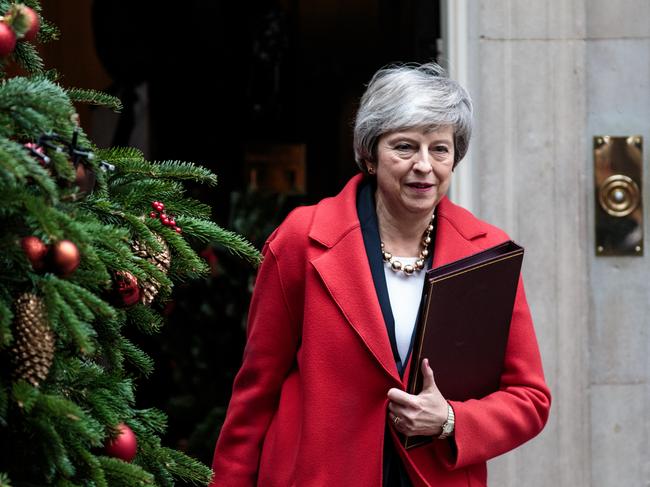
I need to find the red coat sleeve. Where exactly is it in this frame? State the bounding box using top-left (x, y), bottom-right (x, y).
top-left (209, 242), bottom-right (300, 486)
top-left (433, 276), bottom-right (551, 468)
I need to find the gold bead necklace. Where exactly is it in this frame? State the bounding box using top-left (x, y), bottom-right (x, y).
top-left (381, 215), bottom-right (434, 276)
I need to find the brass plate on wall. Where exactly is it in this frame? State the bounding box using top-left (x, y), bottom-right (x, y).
top-left (594, 136), bottom-right (643, 256)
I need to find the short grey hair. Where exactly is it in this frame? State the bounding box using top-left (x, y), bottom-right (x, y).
top-left (353, 62), bottom-right (473, 171)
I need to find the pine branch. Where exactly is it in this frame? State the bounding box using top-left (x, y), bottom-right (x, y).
top-left (134, 408), bottom-right (167, 436)
top-left (37, 18), bottom-right (60, 44)
top-left (35, 393), bottom-right (104, 447)
top-left (93, 320), bottom-right (125, 373)
top-left (95, 147), bottom-right (145, 161)
top-left (13, 42), bottom-right (44, 75)
top-left (0, 77), bottom-right (76, 137)
top-left (81, 385), bottom-right (134, 432)
top-left (48, 278), bottom-right (116, 321)
top-left (0, 136), bottom-right (58, 200)
top-left (119, 337), bottom-right (154, 377)
top-left (98, 457), bottom-right (154, 486)
top-left (153, 223), bottom-right (210, 281)
top-left (32, 418), bottom-right (76, 478)
top-left (41, 282), bottom-right (97, 356)
top-left (65, 88), bottom-right (122, 112)
top-left (74, 447), bottom-right (108, 487)
top-left (109, 179), bottom-right (186, 210)
top-left (125, 305), bottom-right (163, 335)
top-left (179, 217), bottom-right (261, 266)
top-left (160, 447), bottom-right (213, 486)
top-left (100, 156), bottom-right (219, 187)
top-left (0, 472), bottom-right (11, 487)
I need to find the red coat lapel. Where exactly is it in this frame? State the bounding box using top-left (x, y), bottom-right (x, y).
top-left (432, 196), bottom-right (487, 267)
top-left (309, 175), bottom-right (402, 385)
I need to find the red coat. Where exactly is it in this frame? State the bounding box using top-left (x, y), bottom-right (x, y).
top-left (210, 174), bottom-right (551, 486)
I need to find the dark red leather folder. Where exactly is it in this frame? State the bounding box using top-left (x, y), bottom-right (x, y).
top-left (402, 240), bottom-right (524, 449)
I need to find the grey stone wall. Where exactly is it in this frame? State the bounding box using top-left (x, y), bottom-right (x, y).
top-left (465, 0), bottom-right (650, 485)
top-left (585, 1), bottom-right (650, 485)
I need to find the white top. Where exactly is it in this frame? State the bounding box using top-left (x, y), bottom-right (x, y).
top-left (383, 257), bottom-right (427, 364)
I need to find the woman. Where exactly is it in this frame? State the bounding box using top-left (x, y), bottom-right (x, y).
top-left (210, 63), bottom-right (551, 486)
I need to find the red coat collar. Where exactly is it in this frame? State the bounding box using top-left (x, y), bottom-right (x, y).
top-left (309, 173), bottom-right (487, 249)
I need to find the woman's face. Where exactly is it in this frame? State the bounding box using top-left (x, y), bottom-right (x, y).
top-left (369, 126), bottom-right (455, 219)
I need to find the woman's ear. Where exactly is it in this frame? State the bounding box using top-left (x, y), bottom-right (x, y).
top-left (366, 163), bottom-right (376, 175)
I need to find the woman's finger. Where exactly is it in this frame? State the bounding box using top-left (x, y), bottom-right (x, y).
top-left (387, 387), bottom-right (418, 407)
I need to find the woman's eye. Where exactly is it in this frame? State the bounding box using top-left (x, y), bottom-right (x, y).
top-left (432, 145), bottom-right (449, 153)
top-left (394, 143), bottom-right (413, 152)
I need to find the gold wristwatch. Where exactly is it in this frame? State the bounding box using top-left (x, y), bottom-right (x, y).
top-left (438, 403), bottom-right (455, 440)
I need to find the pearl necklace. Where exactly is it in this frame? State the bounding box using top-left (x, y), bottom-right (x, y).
top-left (381, 215), bottom-right (435, 276)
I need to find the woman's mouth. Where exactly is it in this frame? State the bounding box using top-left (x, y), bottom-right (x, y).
top-left (406, 182), bottom-right (434, 192)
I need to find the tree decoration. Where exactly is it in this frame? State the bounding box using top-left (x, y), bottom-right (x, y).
top-left (34, 129), bottom-right (100, 196)
top-left (112, 270), bottom-right (140, 307)
top-left (104, 423), bottom-right (138, 462)
top-left (150, 200), bottom-right (182, 233)
top-left (49, 239), bottom-right (80, 276)
top-left (20, 236), bottom-right (48, 271)
top-left (24, 142), bottom-right (51, 167)
top-left (131, 234), bottom-right (171, 305)
top-left (17, 5), bottom-right (39, 42)
top-left (10, 293), bottom-right (55, 387)
top-left (0, 21), bottom-right (16, 57)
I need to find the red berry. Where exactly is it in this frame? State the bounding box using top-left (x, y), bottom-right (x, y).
top-left (168, 219), bottom-right (176, 227)
top-left (160, 215), bottom-right (170, 225)
top-left (0, 22), bottom-right (16, 57)
top-left (174, 227), bottom-right (182, 233)
top-left (157, 202), bottom-right (165, 211)
top-left (151, 201), bottom-right (159, 210)
top-left (19, 6), bottom-right (39, 42)
top-left (149, 211), bottom-right (157, 218)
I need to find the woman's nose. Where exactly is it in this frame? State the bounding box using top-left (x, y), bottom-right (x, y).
top-left (413, 148), bottom-right (433, 171)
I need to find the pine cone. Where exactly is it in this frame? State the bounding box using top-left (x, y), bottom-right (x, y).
top-left (11, 293), bottom-right (55, 387)
top-left (131, 234), bottom-right (171, 305)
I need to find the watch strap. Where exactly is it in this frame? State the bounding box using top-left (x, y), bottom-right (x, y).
top-left (438, 403), bottom-right (455, 440)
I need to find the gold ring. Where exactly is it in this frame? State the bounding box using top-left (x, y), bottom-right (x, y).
top-left (393, 416), bottom-right (400, 425)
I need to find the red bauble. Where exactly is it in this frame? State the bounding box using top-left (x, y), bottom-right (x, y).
top-left (113, 271), bottom-right (140, 307)
top-left (19, 6), bottom-right (39, 42)
top-left (20, 236), bottom-right (48, 271)
top-left (50, 240), bottom-right (80, 276)
top-left (0, 22), bottom-right (16, 57)
top-left (105, 423), bottom-right (138, 462)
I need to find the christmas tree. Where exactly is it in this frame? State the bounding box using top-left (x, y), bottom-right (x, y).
top-left (0, 2), bottom-right (259, 485)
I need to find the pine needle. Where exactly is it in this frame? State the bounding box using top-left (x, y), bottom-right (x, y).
top-left (66, 88), bottom-right (123, 112)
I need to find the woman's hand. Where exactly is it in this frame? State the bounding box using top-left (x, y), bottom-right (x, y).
top-left (387, 358), bottom-right (449, 437)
